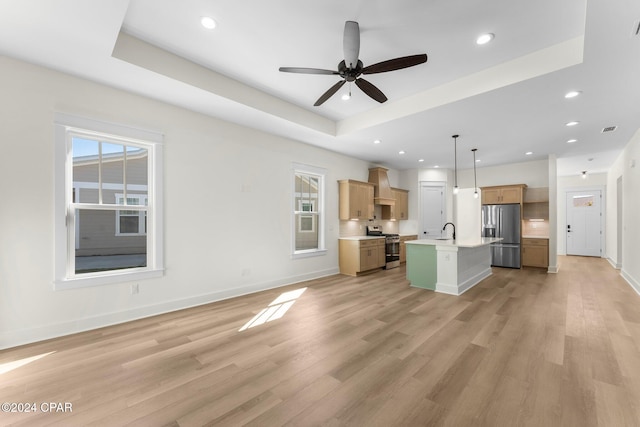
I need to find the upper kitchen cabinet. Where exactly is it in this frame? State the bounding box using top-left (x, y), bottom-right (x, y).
top-left (338, 180), bottom-right (375, 220)
top-left (523, 187), bottom-right (549, 220)
top-left (381, 188), bottom-right (409, 220)
top-left (481, 184), bottom-right (526, 205)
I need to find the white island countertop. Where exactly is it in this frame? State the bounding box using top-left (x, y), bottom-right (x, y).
top-left (405, 237), bottom-right (503, 248)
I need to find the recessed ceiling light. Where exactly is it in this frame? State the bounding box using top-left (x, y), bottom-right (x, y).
top-left (201, 16), bottom-right (216, 29)
top-left (418, 159), bottom-right (425, 162)
top-left (566, 121), bottom-right (580, 127)
top-left (475, 159), bottom-right (481, 163)
top-left (476, 33), bottom-right (494, 45)
top-left (399, 150), bottom-right (406, 155)
top-left (567, 139), bottom-right (577, 144)
top-left (565, 91), bottom-right (581, 99)
top-left (525, 151), bottom-right (533, 155)
top-left (373, 139), bottom-right (381, 144)
top-left (434, 165), bottom-right (440, 168)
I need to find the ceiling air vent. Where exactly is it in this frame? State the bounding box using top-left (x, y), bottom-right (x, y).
top-left (602, 126), bottom-right (617, 133)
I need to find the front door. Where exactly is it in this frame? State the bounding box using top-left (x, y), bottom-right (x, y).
top-left (566, 190), bottom-right (602, 257)
top-left (420, 183), bottom-right (445, 239)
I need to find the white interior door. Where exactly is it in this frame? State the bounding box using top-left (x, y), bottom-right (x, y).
top-left (566, 190), bottom-right (602, 257)
top-left (420, 183), bottom-right (445, 239)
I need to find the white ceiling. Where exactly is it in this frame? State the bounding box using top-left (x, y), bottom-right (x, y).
top-left (1, 0), bottom-right (639, 176)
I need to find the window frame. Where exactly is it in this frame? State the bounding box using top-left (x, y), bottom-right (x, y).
top-left (291, 163), bottom-right (326, 259)
top-left (54, 113), bottom-right (164, 289)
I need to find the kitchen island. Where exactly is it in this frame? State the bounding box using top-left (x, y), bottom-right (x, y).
top-left (405, 237), bottom-right (503, 296)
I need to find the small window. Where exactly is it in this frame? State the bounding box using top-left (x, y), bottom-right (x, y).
top-left (573, 195), bottom-right (594, 207)
top-left (54, 114), bottom-right (163, 289)
top-left (116, 194), bottom-right (148, 235)
top-left (292, 163), bottom-right (326, 258)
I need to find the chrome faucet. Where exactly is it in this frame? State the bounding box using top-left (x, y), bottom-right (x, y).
top-left (442, 222), bottom-right (456, 240)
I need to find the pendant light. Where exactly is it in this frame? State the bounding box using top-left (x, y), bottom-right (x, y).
top-left (452, 134), bottom-right (459, 195)
top-left (581, 170), bottom-right (587, 179)
top-left (471, 148), bottom-right (478, 198)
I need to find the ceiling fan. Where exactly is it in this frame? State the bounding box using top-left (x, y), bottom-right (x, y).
top-left (279, 21), bottom-right (428, 106)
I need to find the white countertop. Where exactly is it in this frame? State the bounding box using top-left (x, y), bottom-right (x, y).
top-left (404, 237), bottom-right (503, 248)
top-left (338, 236), bottom-right (385, 241)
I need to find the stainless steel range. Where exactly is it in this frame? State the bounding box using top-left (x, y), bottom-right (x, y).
top-left (366, 225), bottom-right (400, 269)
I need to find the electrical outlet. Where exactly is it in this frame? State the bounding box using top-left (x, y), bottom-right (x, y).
top-left (130, 283), bottom-right (139, 295)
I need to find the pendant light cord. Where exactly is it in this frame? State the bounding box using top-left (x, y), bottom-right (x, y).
top-left (452, 135), bottom-right (459, 189)
top-left (472, 148), bottom-right (478, 194)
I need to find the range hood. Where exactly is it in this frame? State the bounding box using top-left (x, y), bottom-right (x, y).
top-left (368, 167), bottom-right (395, 206)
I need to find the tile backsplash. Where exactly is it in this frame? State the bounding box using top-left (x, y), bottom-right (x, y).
top-left (522, 219), bottom-right (549, 237)
top-left (339, 219), bottom-right (400, 237)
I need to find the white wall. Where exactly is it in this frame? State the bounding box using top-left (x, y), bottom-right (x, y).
top-left (402, 161), bottom-right (548, 238)
top-left (457, 159), bottom-right (549, 189)
top-left (548, 155), bottom-right (558, 273)
top-left (606, 151), bottom-right (625, 268)
top-left (454, 188), bottom-right (481, 240)
top-left (556, 173), bottom-right (607, 256)
top-left (618, 129), bottom-right (640, 294)
top-left (0, 57), bottom-right (392, 349)
top-left (399, 168), bottom-right (452, 236)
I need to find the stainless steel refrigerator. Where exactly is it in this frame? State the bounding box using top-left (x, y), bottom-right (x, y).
top-left (481, 204), bottom-right (521, 268)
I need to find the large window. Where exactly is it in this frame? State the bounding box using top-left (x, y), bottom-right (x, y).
top-left (292, 163), bottom-right (326, 258)
top-left (54, 114), bottom-right (163, 289)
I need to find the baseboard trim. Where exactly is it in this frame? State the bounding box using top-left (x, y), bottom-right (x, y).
top-left (436, 268), bottom-right (492, 296)
top-left (607, 257), bottom-right (622, 270)
top-left (621, 269), bottom-right (640, 297)
top-left (0, 267), bottom-right (339, 350)
top-left (547, 264), bottom-right (559, 273)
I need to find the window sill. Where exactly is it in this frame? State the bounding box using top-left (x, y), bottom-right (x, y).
top-left (54, 268), bottom-right (164, 290)
top-left (291, 249), bottom-right (327, 260)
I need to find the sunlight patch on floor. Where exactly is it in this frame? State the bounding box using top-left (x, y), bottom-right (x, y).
top-left (239, 287), bottom-right (307, 332)
top-left (0, 351), bottom-right (56, 375)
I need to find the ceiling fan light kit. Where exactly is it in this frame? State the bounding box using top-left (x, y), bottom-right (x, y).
top-left (279, 21), bottom-right (428, 106)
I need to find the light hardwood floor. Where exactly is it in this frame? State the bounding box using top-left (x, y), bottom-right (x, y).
top-left (2, 256), bottom-right (640, 426)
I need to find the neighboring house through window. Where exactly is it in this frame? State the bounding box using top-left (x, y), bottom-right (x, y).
top-left (54, 114), bottom-right (163, 289)
top-left (292, 163), bottom-right (326, 258)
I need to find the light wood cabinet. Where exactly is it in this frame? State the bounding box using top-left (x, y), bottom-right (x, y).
top-left (381, 188), bottom-right (409, 220)
top-left (523, 202), bottom-right (549, 220)
top-left (481, 184), bottom-right (526, 205)
top-left (338, 180), bottom-right (374, 220)
top-left (399, 235), bottom-right (418, 263)
top-left (522, 238), bottom-right (548, 268)
top-left (339, 238), bottom-right (385, 276)
top-left (523, 187), bottom-right (549, 220)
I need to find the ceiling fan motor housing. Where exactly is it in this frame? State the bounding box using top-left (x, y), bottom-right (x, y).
top-left (338, 60), bottom-right (363, 81)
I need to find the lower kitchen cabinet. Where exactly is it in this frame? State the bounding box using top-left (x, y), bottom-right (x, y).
top-left (522, 238), bottom-right (549, 268)
top-left (399, 235), bottom-right (418, 263)
top-left (339, 238), bottom-right (385, 276)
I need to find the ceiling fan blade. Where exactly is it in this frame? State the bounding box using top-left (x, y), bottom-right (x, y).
top-left (343, 21), bottom-right (360, 70)
top-left (362, 54), bottom-right (428, 74)
top-left (355, 78), bottom-right (387, 103)
top-left (314, 80), bottom-right (346, 106)
top-left (279, 67), bottom-right (339, 75)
